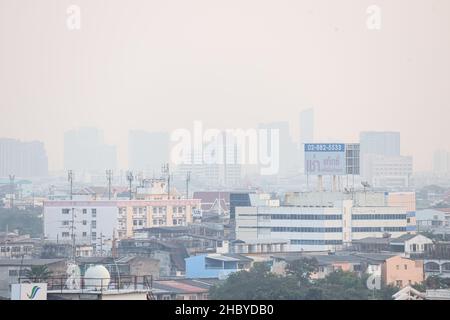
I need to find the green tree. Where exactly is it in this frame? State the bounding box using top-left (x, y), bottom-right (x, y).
top-left (0, 207), bottom-right (43, 237)
top-left (24, 265), bottom-right (53, 282)
top-left (424, 275), bottom-right (450, 289)
top-left (374, 284), bottom-right (399, 300)
top-left (310, 270), bottom-right (371, 300)
top-left (210, 262), bottom-right (303, 300)
top-left (285, 257), bottom-right (319, 286)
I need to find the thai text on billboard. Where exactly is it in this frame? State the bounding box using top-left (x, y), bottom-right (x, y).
top-left (304, 143), bottom-right (346, 175)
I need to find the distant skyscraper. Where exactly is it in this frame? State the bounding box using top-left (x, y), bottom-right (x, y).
top-left (299, 108), bottom-right (314, 171)
top-left (0, 138), bottom-right (48, 177)
top-left (359, 131), bottom-right (400, 157)
top-left (64, 127), bottom-right (117, 173)
top-left (258, 121), bottom-right (296, 175)
top-left (359, 131), bottom-right (412, 187)
top-left (128, 130), bottom-right (169, 175)
top-left (432, 149), bottom-right (449, 174)
top-left (173, 131), bottom-right (241, 187)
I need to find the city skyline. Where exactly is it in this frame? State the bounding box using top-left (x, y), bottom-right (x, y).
top-left (0, 1), bottom-right (449, 172)
top-left (2, 124), bottom-right (450, 175)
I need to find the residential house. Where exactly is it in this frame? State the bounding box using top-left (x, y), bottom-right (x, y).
top-left (185, 253), bottom-right (253, 279)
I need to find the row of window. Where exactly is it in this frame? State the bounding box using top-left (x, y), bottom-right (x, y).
top-left (290, 240), bottom-right (343, 245)
top-left (62, 208), bottom-right (96, 217)
top-left (270, 214), bottom-right (342, 220)
top-left (62, 220), bottom-right (96, 228)
top-left (352, 214), bottom-right (406, 220)
top-left (61, 231), bottom-right (98, 238)
top-left (272, 227), bottom-right (342, 233)
top-left (1, 246), bottom-right (33, 253)
top-left (352, 227), bottom-right (406, 232)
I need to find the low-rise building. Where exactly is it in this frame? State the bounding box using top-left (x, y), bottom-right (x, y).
top-left (185, 253), bottom-right (253, 279)
top-left (0, 258), bottom-right (67, 299)
top-left (0, 233), bottom-right (38, 259)
top-left (152, 278), bottom-right (218, 300)
top-left (381, 255), bottom-right (424, 287)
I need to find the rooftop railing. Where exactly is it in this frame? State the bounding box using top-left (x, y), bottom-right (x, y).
top-left (18, 275), bottom-right (153, 294)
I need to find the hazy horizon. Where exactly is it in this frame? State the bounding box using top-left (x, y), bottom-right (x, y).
top-left (1, 0), bottom-right (449, 172)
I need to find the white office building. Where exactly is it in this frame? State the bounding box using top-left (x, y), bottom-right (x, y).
top-left (236, 192), bottom-right (412, 252)
top-left (362, 154), bottom-right (413, 188)
top-left (43, 198), bottom-right (201, 247)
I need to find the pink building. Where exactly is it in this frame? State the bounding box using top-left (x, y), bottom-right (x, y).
top-left (382, 255), bottom-right (424, 287)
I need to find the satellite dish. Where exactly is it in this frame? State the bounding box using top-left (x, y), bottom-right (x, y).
top-left (361, 181), bottom-right (371, 188)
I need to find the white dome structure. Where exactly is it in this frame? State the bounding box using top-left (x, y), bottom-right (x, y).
top-left (84, 265), bottom-right (110, 291)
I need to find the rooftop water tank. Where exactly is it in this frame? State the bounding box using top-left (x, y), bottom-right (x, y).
top-left (84, 265), bottom-right (110, 291)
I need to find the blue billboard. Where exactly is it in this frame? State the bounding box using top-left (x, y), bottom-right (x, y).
top-left (304, 143), bottom-right (346, 175)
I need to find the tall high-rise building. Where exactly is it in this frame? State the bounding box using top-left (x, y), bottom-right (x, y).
top-left (432, 149), bottom-right (449, 174)
top-left (128, 130), bottom-right (170, 176)
top-left (64, 127), bottom-right (117, 173)
top-left (173, 131), bottom-right (241, 187)
top-left (299, 108), bottom-right (314, 171)
top-left (359, 131), bottom-right (412, 188)
top-left (258, 121), bottom-right (296, 176)
top-left (0, 138), bottom-right (48, 177)
top-left (359, 131), bottom-right (400, 157)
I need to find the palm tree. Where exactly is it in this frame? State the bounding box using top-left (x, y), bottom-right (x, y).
top-left (24, 265), bottom-right (53, 282)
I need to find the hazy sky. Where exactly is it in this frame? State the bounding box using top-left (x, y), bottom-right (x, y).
top-left (0, 0), bottom-right (449, 171)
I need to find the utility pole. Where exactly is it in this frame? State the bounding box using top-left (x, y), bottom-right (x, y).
top-left (186, 171), bottom-right (191, 199)
top-left (106, 170), bottom-right (113, 200)
top-left (98, 232), bottom-right (104, 256)
top-left (68, 170), bottom-right (73, 200)
top-left (71, 208), bottom-right (76, 261)
top-left (9, 175), bottom-right (15, 209)
top-left (126, 171), bottom-right (134, 200)
top-left (162, 164), bottom-right (170, 200)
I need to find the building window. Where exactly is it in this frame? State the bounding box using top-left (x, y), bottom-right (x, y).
top-left (396, 265), bottom-right (400, 270)
top-left (92, 209), bottom-right (97, 217)
top-left (173, 219), bottom-right (177, 225)
top-left (82, 232), bottom-right (87, 237)
top-left (62, 208), bottom-right (70, 214)
top-left (62, 221), bottom-right (69, 226)
top-left (396, 280), bottom-right (403, 287)
top-left (9, 270), bottom-right (18, 277)
top-left (83, 209), bottom-right (87, 214)
top-left (404, 265), bottom-right (408, 270)
top-left (82, 220), bottom-right (87, 226)
top-left (91, 232), bottom-right (97, 239)
top-left (91, 221), bottom-right (97, 229)
top-left (62, 232), bottom-right (70, 237)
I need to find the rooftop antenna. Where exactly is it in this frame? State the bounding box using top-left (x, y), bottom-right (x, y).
top-left (9, 174), bottom-right (15, 209)
top-left (162, 163), bottom-right (170, 200)
top-left (126, 171), bottom-right (134, 200)
top-left (68, 170), bottom-right (73, 200)
top-left (186, 171), bottom-right (191, 199)
top-left (361, 181), bottom-right (371, 202)
top-left (106, 170), bottom-right (113, 200)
